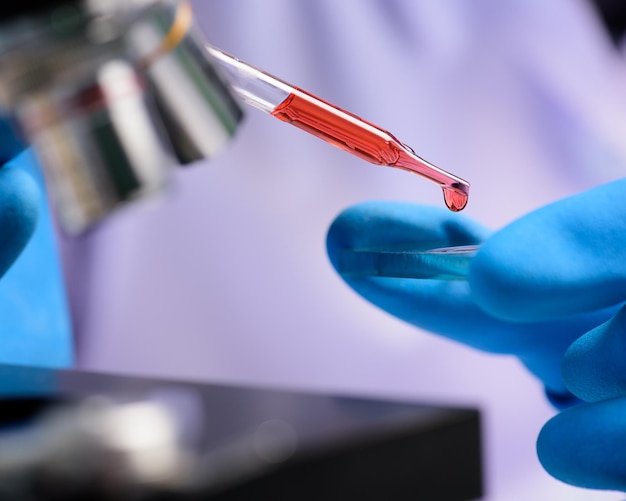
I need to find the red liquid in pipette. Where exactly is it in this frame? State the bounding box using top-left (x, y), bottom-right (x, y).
top-left (271, 88), bottom-right (469, 211)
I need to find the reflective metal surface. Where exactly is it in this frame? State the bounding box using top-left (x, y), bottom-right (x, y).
top-left (0, 363), bottom-right (483, 500)
top-left (0, 0), bottom-right (243, 234)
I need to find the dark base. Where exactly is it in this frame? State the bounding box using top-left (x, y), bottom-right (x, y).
top-left (0, 364), bottom-right (483, 500)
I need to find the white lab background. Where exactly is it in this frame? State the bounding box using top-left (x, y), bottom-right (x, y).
top-left (64, 1), bottom-right (626, 499)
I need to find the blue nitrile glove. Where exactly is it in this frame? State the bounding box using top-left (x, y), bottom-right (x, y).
top-left (0, 120), bottom-right (73, 371)
top-left (0, 161), bottom-right (38, 275)
top-left (327, 177), bottom-right (626, 491)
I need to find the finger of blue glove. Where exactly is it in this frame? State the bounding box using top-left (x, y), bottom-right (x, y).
top-left (0, 150), bottom-right (73, 369)
top-left (0, 165), bottom-right (39, 277)
top-left (326, 201), bottom-right (615, 398)
top-left (0, 116), bottom-right (26, 165)
top-left (561, 305), bottom-right (626, 402)
top-left (470, 178), bottom-right (626, 322)
top-left (537, 396), bottom-right (626, 491)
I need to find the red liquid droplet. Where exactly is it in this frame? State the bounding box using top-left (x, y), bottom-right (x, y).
top-left (443, 186), bottom-right (469, 212)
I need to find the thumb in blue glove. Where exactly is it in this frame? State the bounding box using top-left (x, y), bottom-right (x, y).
top-left (326, 200), bottom-right (615, 405)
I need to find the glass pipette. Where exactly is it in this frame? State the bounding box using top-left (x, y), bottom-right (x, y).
top-left (206, 46), bottom-right (470, 212)
top-left (338, 245), bottom-right (479, 280)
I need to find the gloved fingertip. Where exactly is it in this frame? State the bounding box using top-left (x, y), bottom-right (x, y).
top-left (536, 412), bottom-right (567, 482)
top-left (0, 166), bottom-right (39, 277)
top-left (537, 399), bottom-right (626, 491)
top-left (472, 179), bottom-right (626, 321)
top-left (562, 308), bottom-right (626, 402)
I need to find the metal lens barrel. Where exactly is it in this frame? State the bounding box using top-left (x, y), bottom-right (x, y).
top-left (0, 0), bottom-right (244, 234)
top-left (127, 2), bottom-right (244, 165)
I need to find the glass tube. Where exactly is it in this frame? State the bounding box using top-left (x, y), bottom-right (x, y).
top-left (337, 245), bottom-right (479, 280)
top-left (207, 46), bottom-right (470, 212)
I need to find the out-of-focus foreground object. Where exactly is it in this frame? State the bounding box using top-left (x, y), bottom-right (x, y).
top-left (0, 363), bottom-right (483, 500)
top-left (0, 0), bottom-right (243, 234)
